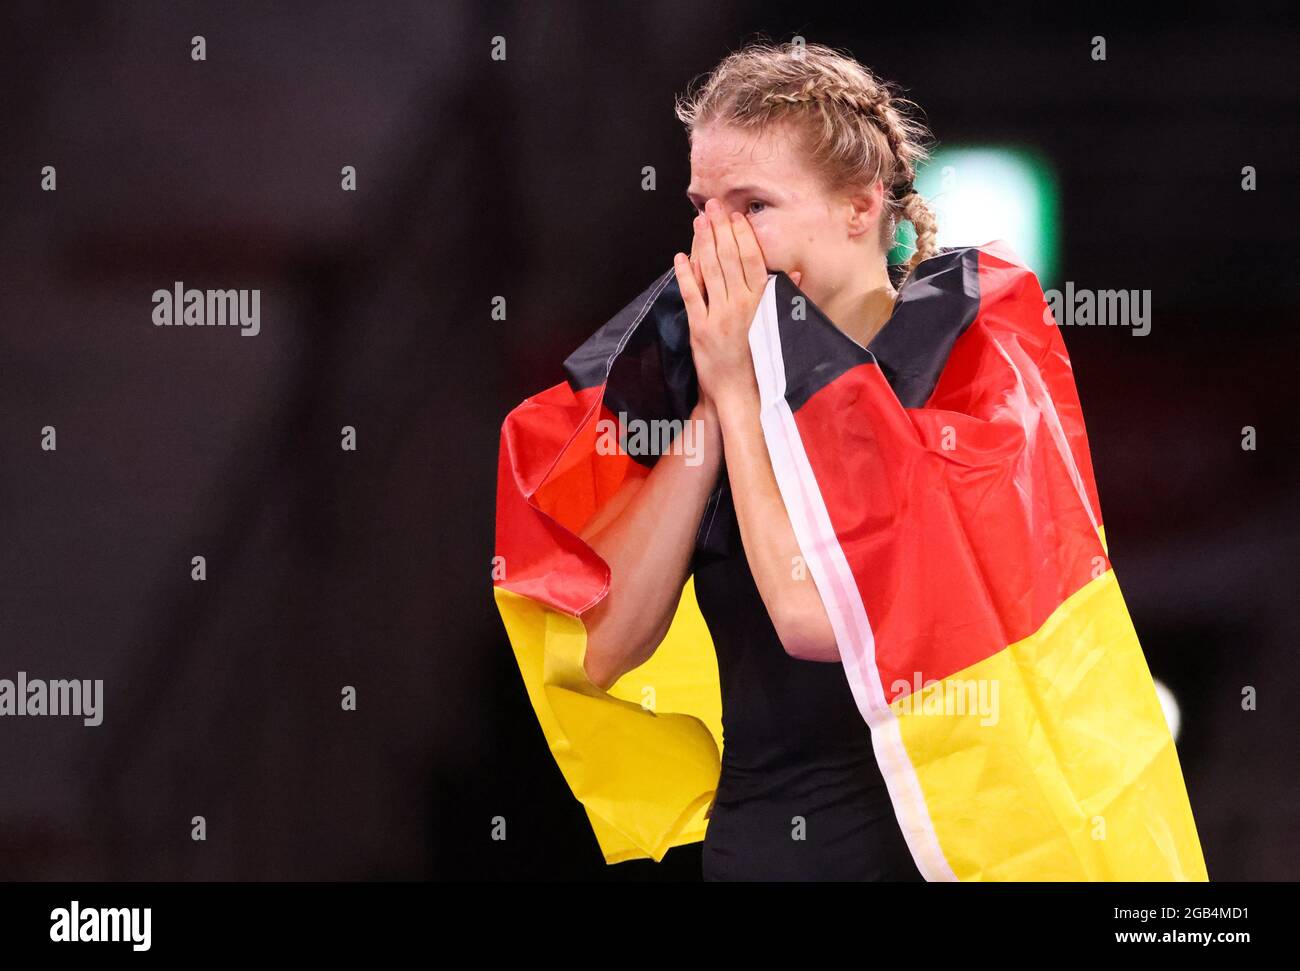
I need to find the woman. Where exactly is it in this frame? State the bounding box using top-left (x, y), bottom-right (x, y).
top-left (494, 40), bottom-right (1205, 884)
top-left (577, 41), bottom-right (937, 880)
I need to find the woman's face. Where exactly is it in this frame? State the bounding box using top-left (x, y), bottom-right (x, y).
top-left (686, 121), bottom-right (888, 305)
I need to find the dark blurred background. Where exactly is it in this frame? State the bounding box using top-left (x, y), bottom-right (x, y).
top-left (1, 0), bottom-right (1297, 880)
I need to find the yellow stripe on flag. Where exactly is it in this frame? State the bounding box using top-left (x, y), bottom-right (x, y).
top-left (890, 568), bottom-right (1208, 880)
top-left (494, 575), bottom-right (724, 863)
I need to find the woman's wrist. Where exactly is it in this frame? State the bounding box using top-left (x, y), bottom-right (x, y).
top-left (690, 392), bottom-right (718, 424)
top-left (687, 395), bottom-right (722, 469)
top-left (709, 376), bottom-right (760, 421)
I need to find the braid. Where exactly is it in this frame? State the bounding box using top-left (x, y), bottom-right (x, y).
top-left (760, 79), bottom-right (908, 178)
top-left (901, 191), bottom-right (939, 278)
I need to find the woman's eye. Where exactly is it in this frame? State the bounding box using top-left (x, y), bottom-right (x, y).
top-left (688, 201), bottom-right (763, 216)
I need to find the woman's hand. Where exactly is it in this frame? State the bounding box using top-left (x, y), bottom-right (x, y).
top-left (673, 199), bottom-right (770, 408)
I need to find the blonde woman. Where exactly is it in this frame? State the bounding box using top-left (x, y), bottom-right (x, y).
top-left (495, 39), bottom-right (1205, 884)
top-left (579, 41), bottom-right (938, 880)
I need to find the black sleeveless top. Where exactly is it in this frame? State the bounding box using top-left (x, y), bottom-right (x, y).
top-left (689, 466), bottom-right (923, 881)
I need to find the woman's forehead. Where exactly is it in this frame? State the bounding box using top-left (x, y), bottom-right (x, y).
top-left (688, 124), bottom-right (807, 195)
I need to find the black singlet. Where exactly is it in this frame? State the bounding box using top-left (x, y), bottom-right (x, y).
top-left (690, 465), bottom-right (924, 882)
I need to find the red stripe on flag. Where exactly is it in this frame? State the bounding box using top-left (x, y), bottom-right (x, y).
top-left (790, 252), bottom-right (1108, 697)
top-left (495, 383), bottom-right (648, 616)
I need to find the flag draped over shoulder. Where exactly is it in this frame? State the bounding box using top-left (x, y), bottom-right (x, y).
top-left (493, 268), bottom-right (723, 864)
top-left (493, 239), bottom-right (1209, 880)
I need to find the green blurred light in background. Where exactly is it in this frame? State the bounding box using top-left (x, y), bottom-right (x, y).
top-left (890, 145), bottom-right (1060, 286)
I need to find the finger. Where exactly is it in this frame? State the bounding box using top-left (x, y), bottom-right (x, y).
top-left (791, 270), bottom-right (803, 288)
top-left (689, 224), bottom-right (707, 302)
top-left (727, 209), bottom-right (770, 292)
top-left (695, 211), bottom-right (728, 305)
top-left (705, 199), bottom-right (744, 294)
top-left (673, 252), bottom-right (707, 324)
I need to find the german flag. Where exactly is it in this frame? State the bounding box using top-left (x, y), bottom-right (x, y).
top-left (493, 240), bottom-right (1209, 880)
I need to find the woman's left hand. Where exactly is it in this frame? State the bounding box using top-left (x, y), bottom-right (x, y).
top-left (673, 199), bottom-right (770, 407)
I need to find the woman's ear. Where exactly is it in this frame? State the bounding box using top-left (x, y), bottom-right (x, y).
top-left (844, 180), bottom-right (886, 237)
